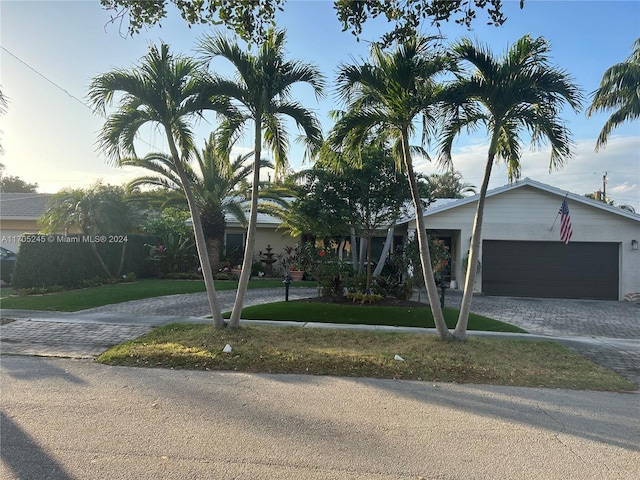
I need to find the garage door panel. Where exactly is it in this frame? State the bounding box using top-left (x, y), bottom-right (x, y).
top-left (482, 241), bottom-right (618, 300)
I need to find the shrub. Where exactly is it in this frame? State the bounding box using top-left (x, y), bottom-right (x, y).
top-left (346, 292), bottom-right (383, 304)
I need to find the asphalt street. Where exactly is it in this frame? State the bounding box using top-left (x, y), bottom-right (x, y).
top-left (1, 287), bottom-right (640, 478)
top-left (1, 356), bottom-right (639, 479)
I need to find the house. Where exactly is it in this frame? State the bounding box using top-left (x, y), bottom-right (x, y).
top-left (399, 178), bottom-right (640, 301)
top-left (0, 193), bottom-right (53, 252)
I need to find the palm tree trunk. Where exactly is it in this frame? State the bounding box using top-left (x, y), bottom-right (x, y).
top-left (401, 133), bottom-right (450, 339)
top-left (89, 240), bottom-right (113, 279)
top-left (365, 234), bottom-right (373, 291)
top-left (229, 118), bottom-right (262, 328)
top-left (165, 129), bottom-right (224, 328)
top-left (454, 130), bottom-right (500, 340)
top-left (116, 242), bottom-right (127, 277)
top-left (206, 236), bottom-right (222, 275)
top-left (350, 227), bottom-right (358, 271)
top-left (373, 223), bottom-right (396, 277)
top-left (358, 237), bottom-right (366, 274)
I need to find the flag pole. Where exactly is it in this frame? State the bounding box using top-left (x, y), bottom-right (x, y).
top-left (550, 192), bottom-right (569, 231)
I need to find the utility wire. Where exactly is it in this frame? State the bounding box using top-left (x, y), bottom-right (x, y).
top-left (1, 45), bottom-right (94, 113)
top-left (0, 44), bottom-right (164, 153)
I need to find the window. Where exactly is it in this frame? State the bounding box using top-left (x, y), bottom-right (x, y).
top-left (225, 233), bottom-right (245, 266)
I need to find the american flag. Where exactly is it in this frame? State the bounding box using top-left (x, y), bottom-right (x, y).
top-left (558, 199), bottom-right (573, 244)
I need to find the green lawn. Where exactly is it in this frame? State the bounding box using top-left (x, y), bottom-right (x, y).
top-left (98, 324), bottom-right (636, 392)
top-left (0, 287), bottom-right (14, 299)
top-left (0, 278), bottom-right (315, 311)
top-left (225, 301), bottom-right (526, 332)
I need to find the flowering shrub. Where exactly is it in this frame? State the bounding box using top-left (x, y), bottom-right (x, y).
top-left (279, 244), bottom-right (302, 271)
top-left (429, 238), bottom-right (451, 283)
top-left (299, 242), bottom-right (352, 296)
top-left (398, 236), bottom-right (451, 286)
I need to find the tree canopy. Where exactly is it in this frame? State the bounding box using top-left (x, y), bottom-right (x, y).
top-left (100, 0), bottom-right (522, 44)
top-left (0, 164), bottom-right (38, 193)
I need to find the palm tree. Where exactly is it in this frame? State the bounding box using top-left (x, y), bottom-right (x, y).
top-left (438, 35), bottom-right (582, 340)
top-left (326, 36), bottom-right (451, 339)
top-left (123, 132), bottom-right (270, 273)
top-left (587, 37), bottom-right (640, 150)
top-left (426, 170), bottom-right (476, 198)
top-left (88, 43), bottom-right (233, 328)
top-left (198, 29), bottom-right (325, 328)
top-left (40, 183), bottom-right (134, 278)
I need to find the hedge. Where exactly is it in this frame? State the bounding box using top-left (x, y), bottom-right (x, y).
top-left (11, 234), bottom-right (160, 289)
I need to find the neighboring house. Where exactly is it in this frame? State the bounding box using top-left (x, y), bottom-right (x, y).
top-left (0, 193), bottom-right (53, 252)
top-left (400, 178), bottom-right (640, 301)
top-left (0, 191), bottom-right (299, 270)
top-left (223, 211), bottom-right (300, 267)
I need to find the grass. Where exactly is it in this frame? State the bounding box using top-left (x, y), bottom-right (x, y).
top-left (97, 324), bottom-right (636, 392)
top-left (0, 278), bottom-right (315, 311)
top-left (0, 287), bottom-right (14, 299)
top-left (226, 301), bottom-right (526, 332)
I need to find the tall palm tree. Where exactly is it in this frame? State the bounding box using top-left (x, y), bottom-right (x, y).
top-left (587, 37), bottom-right (640, 150)
top-left (88, 43), bottom-right (233, 328)
top-left (122, 132), bottom-right (270, 273)
top-left (40, 183), bottom-right (134, 278)
top-left (326, 36), bottom-right (451, 339)
top-left (438, 35), bottom-right (583, 340)
top-left (198, 29), bottom-right (325, 328)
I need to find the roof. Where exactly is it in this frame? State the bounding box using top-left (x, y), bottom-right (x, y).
top-left (0, 193), bottom-right (53, 220)
top-left (397, 177), bottom-right (640, 224)
top-left (224, 211), bottom-right (282, 227)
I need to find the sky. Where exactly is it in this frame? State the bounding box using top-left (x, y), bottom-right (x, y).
top-left (1, 0), bottom-right (639, 211)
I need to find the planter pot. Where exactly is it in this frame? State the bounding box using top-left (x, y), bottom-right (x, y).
top-left (289, 269), bottom-right (304, 281)
top-left (231, 268), bottom-right (242, 278)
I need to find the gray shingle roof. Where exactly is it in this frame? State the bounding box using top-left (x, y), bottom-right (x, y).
top-left (0, 193), bottom-right (53, 219)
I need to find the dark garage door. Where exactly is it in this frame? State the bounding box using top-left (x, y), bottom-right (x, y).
top-left (482, 241), bottom-right (619, 300)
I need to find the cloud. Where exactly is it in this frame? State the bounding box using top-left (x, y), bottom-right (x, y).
top-left (414, 134), bottom-right (640, 211)
top-left (611, 182), bottom-right (638, 194)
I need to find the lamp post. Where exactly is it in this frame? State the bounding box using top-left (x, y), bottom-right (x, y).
top-left (283, 274), bottom-right (291, 301)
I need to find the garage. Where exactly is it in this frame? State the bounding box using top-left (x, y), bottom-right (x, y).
top-left (482, 240), bottom-right (619, 300)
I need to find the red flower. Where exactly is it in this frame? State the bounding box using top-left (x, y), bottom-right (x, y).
top-left (319, 250), bottom-right (326, 257)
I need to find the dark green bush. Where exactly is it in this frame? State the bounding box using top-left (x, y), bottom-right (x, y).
top-left (12, 234), bottom-right (159, 289)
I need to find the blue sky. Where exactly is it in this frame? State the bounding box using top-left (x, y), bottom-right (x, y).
top-left (1, 0), bottom-right (639, 210)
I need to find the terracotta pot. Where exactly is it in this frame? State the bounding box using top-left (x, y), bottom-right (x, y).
top-left (288, 269), bottom-right (304, 281)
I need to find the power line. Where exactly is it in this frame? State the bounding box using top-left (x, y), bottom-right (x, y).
top-left (1, 45), bottom-right (94, 113)
top-left (0, 44), bottom-right (165, 153)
